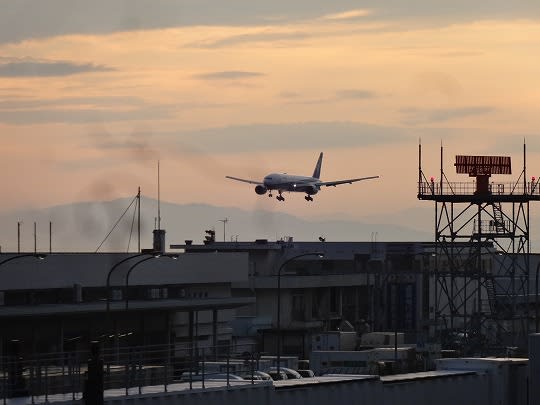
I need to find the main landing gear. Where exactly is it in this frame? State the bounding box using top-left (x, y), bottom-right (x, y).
top-left (276, 192), bottom-right (285, 202)
top-left (305, 195), bottom-right (313, 202)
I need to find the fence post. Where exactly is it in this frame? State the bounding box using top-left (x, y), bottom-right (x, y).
top-left (226, 345), bottom-right (230, 387)
top-left (83, 341), bottom-right (104, 405)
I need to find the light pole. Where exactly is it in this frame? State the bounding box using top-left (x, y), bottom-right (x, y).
top-left (106, 253), bottom-right (158, 312)
top-left (276, 252), bottom-right (324, 377)
top-left (125, 254), bottom-right (178, 310)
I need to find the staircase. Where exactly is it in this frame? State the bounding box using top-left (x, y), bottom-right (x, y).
top-left (492, 202), bottom-right (506, 234)
top-left (484, 276), bottom-right (497, 316)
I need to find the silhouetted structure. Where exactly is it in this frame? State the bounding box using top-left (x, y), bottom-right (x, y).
top-left (418, 142), bottom-right (540, 350)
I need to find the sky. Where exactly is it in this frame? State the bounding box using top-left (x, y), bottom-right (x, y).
top-left (1, 1), bottom-right (540, 230)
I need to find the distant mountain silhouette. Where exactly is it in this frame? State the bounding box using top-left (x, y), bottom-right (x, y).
top-left (0, 196), bottom-right (433, 252)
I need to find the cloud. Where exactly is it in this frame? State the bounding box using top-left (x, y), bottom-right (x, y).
top-left (187, 31), bottom-right (311, 49)
top-left (167, 121), bottom-right (413, 153)
top-left (335, 89), bottom-right (377, 100)
top-left (280, 89), bottom-right (377, 105)
top-left (279, 91), bottom-right (302, 99)
top-left (1, 1), bottom-right (539, 45)
top-left (321, 9), bottom-right (371, 21)
top-left (194, 71), bottom-right (265, 81)
top-left (77, 121), bottom-right (414, 155)
top-left (0, 60), bottom-right (114, 77)
top-left (400, 106), bottom-right (495, 124)
top-left (0, 96), bottom-right (143, 110)
top-left (0, 1), bottom-right (363, 44)
top-left (0, 105), bottom-right (174, 125)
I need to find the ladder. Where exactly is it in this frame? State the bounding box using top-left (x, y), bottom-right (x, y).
top-left (492, 202), bottom-right (506, 234)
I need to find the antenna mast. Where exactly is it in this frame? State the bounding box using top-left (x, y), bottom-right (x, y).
top-left (158, 161), bottom-right (161, 231)
top-left (137, 186), bottom-right (141, 253)
top-left (219, 218), bottom-right (228, 242)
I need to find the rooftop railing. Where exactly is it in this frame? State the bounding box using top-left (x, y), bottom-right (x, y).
top-left (418, 181), bottom-right (540, 197)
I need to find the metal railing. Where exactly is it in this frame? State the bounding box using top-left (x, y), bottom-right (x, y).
top-left (418, 181), bottom-right (540, 196)
top-left (0, 342), bottom-right (265, 402)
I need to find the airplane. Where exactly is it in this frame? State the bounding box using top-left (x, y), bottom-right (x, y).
top-left (225, 152), bottom-right (379, 202)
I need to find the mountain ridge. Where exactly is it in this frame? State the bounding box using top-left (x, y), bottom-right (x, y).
top-left (0, 196), bottom-right (432, 252)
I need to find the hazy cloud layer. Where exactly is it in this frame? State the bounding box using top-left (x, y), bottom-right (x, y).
top-left (0, 96), bottom-right (144, 110)
top-left (168, 121), bottom-right (413, 153)
top-left (0, 60), bottom-right (114, 77)
top-left (194, 71), bottom-right (265, 81)
top-left (335, 89), bottom-right (377, 100)
top-left (1, 1), bottom-right (539, 44)
top-left (0, 105), bottom-right (174, 125)
top-left (401, 106), bottom-right (495, 124)
top-left (188, 31), bottom-right (311, 49)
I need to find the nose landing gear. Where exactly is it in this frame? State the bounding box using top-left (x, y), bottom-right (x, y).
top-left (305, 195), bottom-right (313, 202)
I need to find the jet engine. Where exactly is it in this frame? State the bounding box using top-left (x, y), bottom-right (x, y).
top-left (255, 185), bottom-right (268, 195)
top-left (306, 186), bottom-right (319, 195)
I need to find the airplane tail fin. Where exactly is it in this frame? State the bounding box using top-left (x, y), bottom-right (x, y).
top-left (312, 152), bottom-right (323, 179)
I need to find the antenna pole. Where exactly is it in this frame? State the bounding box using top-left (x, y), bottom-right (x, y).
top-left (418, 139), bottom-right (422, 190)
top-left (524, 140), bottom-right (527, 193)
top-left (158, 161), bottom-right (161, 230)
top-left (17, 222), bottom-right (21, 253)
top-left (137, 187), bottom-right (141, 252)
top-left (34, 222), bottom-right (37, 254)
top-left (440, 141), bottom-right (443, 194)
top-left (219, 218), bottom-right (228, 242)
top-left (49, 221), bottom-right (52, 253)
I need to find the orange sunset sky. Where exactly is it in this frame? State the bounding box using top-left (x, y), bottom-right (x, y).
top-left (1, 1), bottom-right (540, 228)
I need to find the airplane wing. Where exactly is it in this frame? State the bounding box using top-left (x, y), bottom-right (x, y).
top-left (316, 175), bottom-right (379, 187)
top-left (225, 176), bottom-right (264, 185)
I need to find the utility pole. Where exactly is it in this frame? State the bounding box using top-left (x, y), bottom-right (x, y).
top-left (219, 218), bottom-right (228, 242)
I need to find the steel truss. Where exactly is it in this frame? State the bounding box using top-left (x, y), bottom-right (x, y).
top-left (418, 143), bottom-right (539, 353)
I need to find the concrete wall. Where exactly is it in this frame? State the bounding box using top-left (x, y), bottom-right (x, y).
top-left (381, 372), bottom-right (489, 405)
top-left (436, 358), bottom-right (529, 405)
top-left (87, 371), bottom-right (496, 405)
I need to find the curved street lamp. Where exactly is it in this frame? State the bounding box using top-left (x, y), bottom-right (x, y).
top-left (276, 252), bottom-right (324, 376)
top-left (106, 253), bottom-right (158, 312)
top-left (0, 253), bottom-right (46, 268)
top-left (125, 254), bottom-right (179, 310)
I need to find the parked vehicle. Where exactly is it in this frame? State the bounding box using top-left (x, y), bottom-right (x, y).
top-left (180, 372), bottom-right (245, 382)
top-left (239, 370), bottom-right (273, 381)
top-left (265, 369), bottom-right (288, 381)
top-left (297, 369), bottom-right (315, 378)
top-left (265, 367), bottom-right (302, 380)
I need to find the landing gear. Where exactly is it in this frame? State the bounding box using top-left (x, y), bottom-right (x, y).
top-left (305, 195), bottom-right (313, 202)
top-left (268, 193), bottom-right (273, 197)
top-left (276, 192), bottom-right (285, 202)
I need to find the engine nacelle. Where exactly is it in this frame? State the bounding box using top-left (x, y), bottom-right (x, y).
top-left (255, 185), bottom-right (268, 195)
top-left (306, 186), bottom-right (319, 195)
